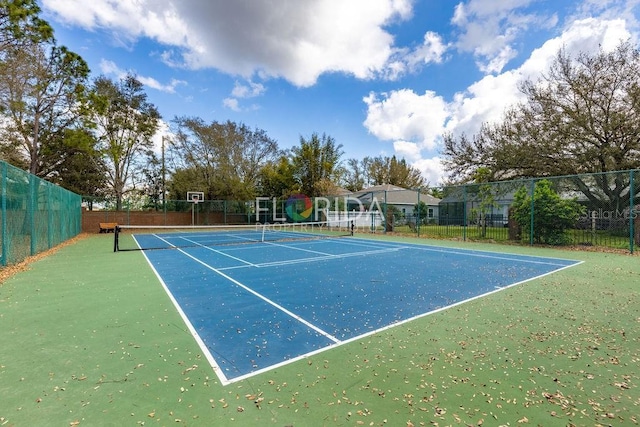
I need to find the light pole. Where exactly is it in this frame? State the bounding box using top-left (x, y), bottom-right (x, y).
top-left (161, 135), bottom-right (166, 213)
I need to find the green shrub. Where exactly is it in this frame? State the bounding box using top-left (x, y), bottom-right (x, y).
top-left (511, 180), bottom-right (585, 245)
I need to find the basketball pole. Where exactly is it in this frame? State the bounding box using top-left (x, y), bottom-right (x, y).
top-left (191, 198), bottom-right (197, 226)
top-left (187, 191), bottom-right (204, 226)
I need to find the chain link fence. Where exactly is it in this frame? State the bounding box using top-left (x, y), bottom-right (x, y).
top-left (1, 161), bottom-right (82, 266)
top-left (382, 170), bottom-right (639, 253)
top-left (81, 169), bottom-right (640, 253)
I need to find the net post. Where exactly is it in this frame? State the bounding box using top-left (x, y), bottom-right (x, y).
top-left (113, 225), bottom-right (120, 252)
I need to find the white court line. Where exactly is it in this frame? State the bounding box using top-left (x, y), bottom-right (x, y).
top-left (143, 235), bottom-right (338, 335)
top-left (409, 246), bottom-right (574, 267)
top-left (177, 232), bottom-right (261, 246)
top-left (218, 246), bottom-right (404, 270)
top-left (133, 235), bottom-right (231, 384)
top-left (224, 257), bottom-right (583, 385)
top-left (174, 246), bottom-right (342, 344)
top-left (338, 237), bottom-right (578, 267)
top-left (179, 236), bottom-right (259, 267)
top-left (136, 239), bottom-right (344, 386)
top-left (263, 240), bottom-right (335, 256)
top-left (134, 234), bottom-right (583, 386)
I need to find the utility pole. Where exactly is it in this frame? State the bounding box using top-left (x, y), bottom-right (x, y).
top-left (162, 135), bottom-right (166, 212)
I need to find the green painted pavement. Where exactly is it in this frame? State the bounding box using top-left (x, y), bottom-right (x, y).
top-left (1, 234), bottom-right (638, 426)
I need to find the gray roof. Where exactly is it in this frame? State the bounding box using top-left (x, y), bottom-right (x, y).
top-left (354, 185), bottom-right (440, 206)
top-left (439, 187), bottom-right (517, 204)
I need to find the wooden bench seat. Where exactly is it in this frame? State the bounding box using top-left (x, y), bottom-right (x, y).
top-left (99, 222), bottom-right (118, 233)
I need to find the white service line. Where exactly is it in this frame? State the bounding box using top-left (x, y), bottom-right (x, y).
top-left (176, 247), bottom-right (342, 345)
top-left (217, 247), bottom-right (404, 270)
top-left (179, 236), bottom-right (258, 267)
top-left (263, 240), bottom-right (335, 256)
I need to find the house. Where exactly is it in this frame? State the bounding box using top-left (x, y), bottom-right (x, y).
top-left (351, 184), bottom-right (441, 224)
top-left (438, 185), bottom-right (518, 226)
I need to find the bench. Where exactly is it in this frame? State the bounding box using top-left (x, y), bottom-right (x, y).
top-left (99, 222), bottom-right (118, 233)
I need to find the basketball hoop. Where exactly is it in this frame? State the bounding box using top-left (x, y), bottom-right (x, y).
top-left (186, 191), bottom-right (205, 225)
top-left (187, 191), bottom-right (205, 204)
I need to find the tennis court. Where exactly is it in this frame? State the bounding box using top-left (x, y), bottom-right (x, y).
top-left (117, 224), bottom-right (581, 385)
top-left (3, 232), bottom-right (639, 426)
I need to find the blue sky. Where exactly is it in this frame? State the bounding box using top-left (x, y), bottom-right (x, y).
top-left (40, 0), bottom-right (639, 184)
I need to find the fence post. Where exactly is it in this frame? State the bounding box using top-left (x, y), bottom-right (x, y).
top-left (47, 182), bottom-right (53, 249)
top-left (417, 190), bottom-right (420, 237)
top-left (463, 185), bottom-right (467, 241)
top-left (529, 179), bottom-right (535, 246)
top-left (29, 174), bottom-right (37, 256)
top-left (383, 190), bottom-right (388, 233)
top-left (630, 170), bottom-right (635, 254)
top-left (1, 162), bottom-right (6, 266)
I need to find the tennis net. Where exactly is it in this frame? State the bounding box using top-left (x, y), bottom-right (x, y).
top-left (113, 220), bottom-right (353, 252)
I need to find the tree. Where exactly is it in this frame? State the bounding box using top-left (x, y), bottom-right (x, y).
top-left (511, 179), bottom-right (584, 245)
top-left (0, 0), bottom-right (53, 55)
top-left (0, 41), bottom-right (90, 176)
top-left (413, 201), bottom-right (429, 225)
top-left (139, 152), bottom-right (164, 210)
top-left (167, 167), bottom-right (202, 202)
top-left (468, 167), bottom-right (499, 237)
top-left (361, 155), bottom-right (426, 188)
top-left (291, 132), bottom-right (343, 197)
top-left (342, 158), bottom-right (366, 192)
top-left (169, 118), bottom-right (281, 201)
top-left (388, 155), bottom-right (425, 188)
top-left (88, 74), bottom-right (161, 210)
top-left (45, 128), bottom-right (108, 203)
top-left (258, 153), bottom-right (297, 198)
top-left (443, 41), bottom-right (640, 208)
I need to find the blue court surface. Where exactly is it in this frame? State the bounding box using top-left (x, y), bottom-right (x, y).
top-left (137, 235), bottom-right (580, 385)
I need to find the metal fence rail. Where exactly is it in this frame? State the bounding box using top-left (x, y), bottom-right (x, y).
top-left (374, 170), bottom-right (638, 253)
top-left (83, 169), bottom-right (640, 253)
top-left (1, 161), bottom-right (82, 266)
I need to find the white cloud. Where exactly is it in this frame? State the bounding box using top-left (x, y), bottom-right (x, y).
top-left (231, 81), bottom-right (266, 98)
top-left (43, 0), bottom-right (416, 87)
top-left (222, 97), bottom-right (240, 112)
top-left (99, 59), bottom-right (186, 93)
top-left (413, 157), bottom-right (446, 186)
top-left (451, 17), bottom-right (634, 136)
top-left (223, 80), bottom-right (266, 112)
top-left (451, 0), bottom-right (558, 74)
top-left (406, 31), bottom-right (449, 69)
top-left (139, 77), bottom-right (186, 94)
top-left (99, 59), bottom-right (123, 77)
top-left (363, 17), bottom-right (635, 183)
top-left (363, 89), bottom-right (449, 151)
top-left (445, 70), bottom-right (522, 137)
top-left (393, 140), bottom-right (421, 161)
